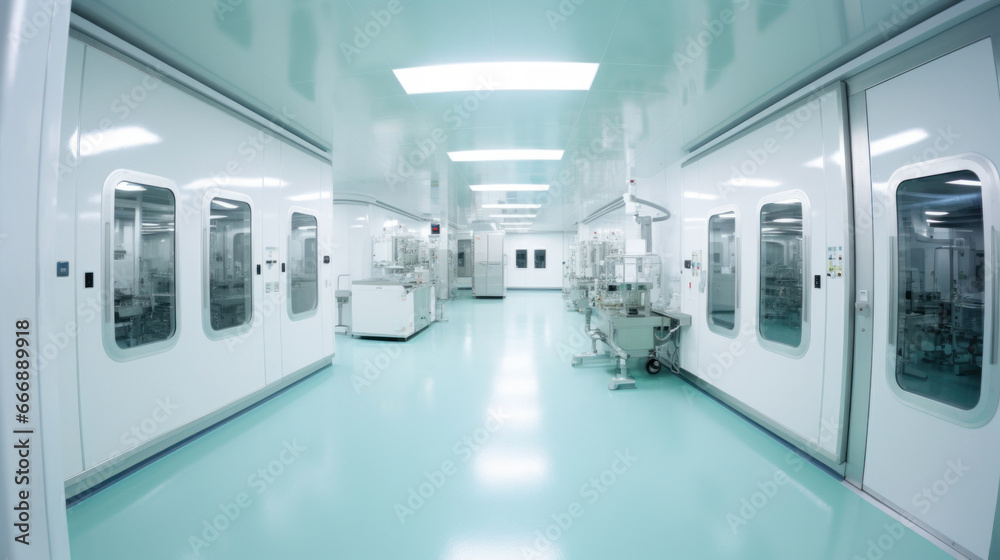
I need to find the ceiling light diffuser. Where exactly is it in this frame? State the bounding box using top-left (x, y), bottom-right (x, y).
top-left (725, 178), bottom-right (782, 188)
top-left (482, 204), bottom-right (542, 209)
top-left (393, 62), bottom-right (599, 94)
top-left (490, 214), bottom-right (537, 219)
top-left (471, 184), bottom-right (549, 192)
top-left (448, 149), bottom-right (564, 162)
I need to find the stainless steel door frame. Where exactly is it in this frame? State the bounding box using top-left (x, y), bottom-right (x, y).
top-left (845, 89), bottom-right (873, 488)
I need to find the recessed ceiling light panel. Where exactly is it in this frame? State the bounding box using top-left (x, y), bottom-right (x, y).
top-left (393, 62), bottom-right (599, 94)
top-left (482, 204), bottom-right (543, 209)
top-left (471, 184), bottom-right (550, 192)
top-left (448, 149), bottom-right (564, 162)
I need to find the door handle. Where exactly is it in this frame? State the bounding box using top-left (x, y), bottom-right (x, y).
top-left (888, 235), bottom-right (898, 347)
top-left (735, 236), bottom-right (741, 310)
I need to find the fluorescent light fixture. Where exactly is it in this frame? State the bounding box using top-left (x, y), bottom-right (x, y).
top-left (927, 220), bottom-right (945, 224)
top-left (209, 214), bottom-right (228, 220)
top-left (183, 177), bottom-right (287, 191)
top-left (471, 184), bottom-right (549, 192)
top-left (393, 62), bottom-right (599, 94)
top-left (483, 204), bottom-right (542, 209)
top-left (725, 178), bottom-right (782, 188)
top-left (869, 129), bottom-right (929, 157)
top-left (115, 182), bottom-right (146, 192)
top-left (684, 193), bottom-right (719, 201)
top-left (490, 214), bottom-right (537, 219)
top-left (947, 179), bottom-right (982, 187)
top-left (448, 149), bottom-right (564, 162)
top-left (499, 222), bottom-right (533, 227)
top-left (925, 211), bottom-right (949, 217)
top-left (211, 200), bottom-right (239, 209)
top-left (73, 126), bottom-right (162, 158)
top-left (298, 225), bottom-right (317, 231)
top-left (288, 193), bottom-right (330, 202)
top-left (774, 218), bottom-right (802, 223)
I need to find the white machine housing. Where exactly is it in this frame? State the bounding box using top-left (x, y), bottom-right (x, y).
top-left (352, 281), bottom-right (434, 339)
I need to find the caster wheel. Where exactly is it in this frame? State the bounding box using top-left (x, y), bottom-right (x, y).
top-left (645, 358), bottom-right (662, 375)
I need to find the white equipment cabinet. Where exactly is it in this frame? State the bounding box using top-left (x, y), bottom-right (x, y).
top-left (352, 280), bottom-right (434, 339)
top-left (473, 232), bottom-right (506, 298)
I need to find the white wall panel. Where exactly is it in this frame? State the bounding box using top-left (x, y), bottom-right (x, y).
top-left (505, 233), bottom-right (566, 289)
top-left (679, 87), bottom-right (852, 461)
top-left (62, 40), bottom-right (333, 480)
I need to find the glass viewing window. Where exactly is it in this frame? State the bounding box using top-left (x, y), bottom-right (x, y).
top-left (290, 213), bottom-right (318, 316)
top-left (111, 182), bottom-right (176, 349)
top-left (759, 200), bottom-right (804, 348)
top-left (708, 212), bottom-right (737, 332)
top-left (209, 198), bottom-right (252, 331)
top-left (894, 170), bottom-right (986, 410)
top-left (534, 249), bottom-right (546, 269)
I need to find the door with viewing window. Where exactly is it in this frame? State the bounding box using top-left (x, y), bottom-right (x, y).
top-left (863, 39), bottom-right (1000, 559)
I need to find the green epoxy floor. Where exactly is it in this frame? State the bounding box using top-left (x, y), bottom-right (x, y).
top-left (66, 292), bottom-right (951, 560)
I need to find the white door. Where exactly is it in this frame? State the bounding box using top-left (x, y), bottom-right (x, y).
top-left (864, 39), bottom-right (1000, 559)
top-left (488, 233), bottom-right (505, 296)
top-left (473, 234), bottom-right (489, 296)
top-left (281, 207), bottom-right (324, 374)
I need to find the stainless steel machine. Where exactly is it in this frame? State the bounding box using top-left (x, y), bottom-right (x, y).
top-left (563, 232), bottom-right (624, 312)
top-left (473, 232), bottom-right (506, 298)
top-left (571, 184), bottom-right (685, 390)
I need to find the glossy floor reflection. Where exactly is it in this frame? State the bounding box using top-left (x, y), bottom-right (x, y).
top-left (66, 292), bottom-right (951, 560)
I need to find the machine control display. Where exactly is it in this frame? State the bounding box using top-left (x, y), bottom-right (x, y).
top-left (57, 261), bottom-right (69, 277)
top-left (431, 223), bottom-right (441, 235)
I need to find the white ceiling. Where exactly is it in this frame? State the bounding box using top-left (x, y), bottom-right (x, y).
top-left (72, 0), bottom-right (959, 231)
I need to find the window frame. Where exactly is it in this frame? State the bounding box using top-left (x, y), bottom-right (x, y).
top-left (101, 169), bottom-right (180, 361)
top-left (755, 191), bottom-right (811, 358)
top-left (534, 249), bottom-right (547, 269)
top-left (515, 249), bottom-right (528, 269)
top-left (707, 207), bottom-right (741, 338)
top-left (202, 189), bottom-right (255, 339)
top-left (287, 207), bottom-right (320, 321)
top-left (884, 154), bottom-right (1000, 428)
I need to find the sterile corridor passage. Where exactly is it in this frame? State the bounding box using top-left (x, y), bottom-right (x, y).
top-left (65, 293), bottom-right (948, 560)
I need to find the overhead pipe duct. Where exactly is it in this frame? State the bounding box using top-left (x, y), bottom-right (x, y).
top-left (333, 194), bottom-right (431, 224)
